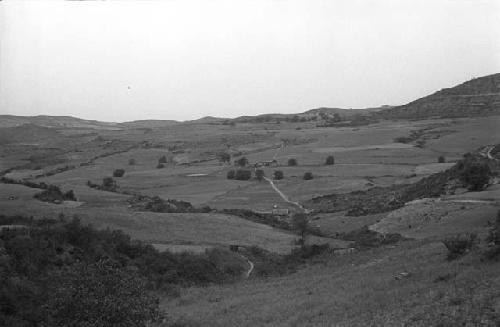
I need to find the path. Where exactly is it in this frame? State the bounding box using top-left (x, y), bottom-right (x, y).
top-left (238, 254), bottom-right (254, 278)
top-left (263, 176), bottom-right (308, 212)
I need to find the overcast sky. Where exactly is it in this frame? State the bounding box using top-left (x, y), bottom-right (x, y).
top-left (1, 0), bottom-right (499, 122)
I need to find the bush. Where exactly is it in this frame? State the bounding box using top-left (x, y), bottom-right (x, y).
top-left (273, 170), bottom-right (284, 180)
top-left (325, 155), bottom-right (335, 165)
top-left (288, 158), bottom-right (297, 166)
top-left (128, 158), bottom-right (136, 165)
top-left (234, 169), bottom-right (252, 180)
top-left (303, 172), bottom-right (313, 180)
top-left (255, 169), bottom-right (265, 181)
top-left (34, 185), bottom-right (77, 203)
top-left (227, 170), bottom-right (236, 179)
top-left (113, 169), bottom-right (125, 177)
top-left (217, 152), bottom-right (231, 164)
top-left (235, 157), bottom-right (248, 167)
top-left (442, 233), bottom-right (478, 260)
top-left (484, 209), bottom-right (500, 260)
top-left (460, 162), bottom-right (491, 191)
top-left (438, 156), bottom-right (445, 163)
top-left (102, 177), bottom-right (117, 191)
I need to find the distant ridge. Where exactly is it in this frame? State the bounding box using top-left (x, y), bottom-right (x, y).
top-left (376, 73), bottom-right (500, 119)
top-left (1, 73), bottom-right (499, 126)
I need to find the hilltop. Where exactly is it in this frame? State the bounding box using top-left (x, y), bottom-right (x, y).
top-left (377, 73), bottom-right (500, 119)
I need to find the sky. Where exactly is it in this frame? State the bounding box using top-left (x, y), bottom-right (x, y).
top-left (1, 0), bottom-right (499, 122)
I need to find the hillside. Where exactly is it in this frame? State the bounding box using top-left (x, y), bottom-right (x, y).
top-left (376, 73), bottom-right (500, 119)
top-left (0, 115), bottom-right (120, 129)
top-left (0, 124), bottom-right (62, 145)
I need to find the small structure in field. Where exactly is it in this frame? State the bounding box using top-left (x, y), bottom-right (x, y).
top-left (271, 204), bottom-right (289, 216)
top-left (254, 160), bottom-right (278, 168)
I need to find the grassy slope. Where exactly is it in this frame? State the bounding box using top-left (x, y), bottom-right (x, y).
top-left (162, 239), bottom-right (500, 326)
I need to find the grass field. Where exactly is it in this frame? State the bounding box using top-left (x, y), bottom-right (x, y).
top-left (161, 238), bottom-right (500, 326)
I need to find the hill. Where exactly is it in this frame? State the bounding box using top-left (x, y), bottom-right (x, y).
top-left (376, 73), bottom-right (500, 119)
top-left (0, 115), bottom-right (120, 129)
top-left (0, 124), bottom-right (62, 145)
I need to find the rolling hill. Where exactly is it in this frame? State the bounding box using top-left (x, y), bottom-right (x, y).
top-left (376, 73), bottom-right (500, 120)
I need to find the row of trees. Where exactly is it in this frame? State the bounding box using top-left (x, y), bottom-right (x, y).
top-left (226, 169), bottom-right (314, 181)
top-left (231, 155), bottom-right (335, 167)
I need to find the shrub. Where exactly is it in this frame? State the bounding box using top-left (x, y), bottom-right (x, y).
top-left (217, 152), bottom-right (231, 164)
top-left (460, 162), bottom-right (491, 191)
top-left (227, 170), bottom-right (236, 179)
top-left (128, 158), bottom-right (136, 165)
top-left (303, 172), bottom-right (313, 180)
top-left (235, 157), bottom-right (248, 167)
top-left (255, 169), bottom-right (265, 181)
top-left (442, 233), bottom-right (478, 260)
top-left (484, 209), bottom-right (500, 260)
top-left (438, 156), bottom-right (445, 163)
top-left (292, 213), bottom-right (310, 246)
top-left (288, 158), bottom-right (297, 166)
top-left (102, 177), bottom-right (117, 191)
top-left (234, 169), bottom-right (252, 180)
top-left (273, 170), bottom-right (284, 180)
top-left (325, 155), bottom-right (335, 165)
top-left (113, 169), bottom-right (125, 177)
top-left (34, 185), bottom-right (77, 203)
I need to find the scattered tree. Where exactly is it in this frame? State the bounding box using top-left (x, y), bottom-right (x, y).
top-left (113, 169), bottom-right (125, 177)
top-left (236, 157), bottom-right (249, 167)
top-left (255, 169), bottom-right (265, 181)
top-left (102, 177), bottom-right (117, 191)
top-left (442, 233), bottom-right (478, 260)
top-left (234, 169), bottom-right (252, 180)
top-left (325, 155), bottom-right (335, 165)
top-left (217, 152), bottom-right (231, 164)
top-left (303, 172), bottom-right (313, 180)
top-left (227, 170), bottom-right (236, 179)
top-left (460, 162), bottom-right (491, 191)
top-left (273, 170), bottom-right (284, 180)
top-left (438, 156), bottom-right (445, 163)
top-left (288, 158), bottom-right (297, 166)
top-left (484, 209), bottom-right (500, 260)
top-left (292, 213), bottom-right (310, 246)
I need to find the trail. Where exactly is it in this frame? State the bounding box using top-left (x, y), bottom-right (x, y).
top-left (263, 176), bottom-right (307, 212)
top-left (262, 142), bottom-right (309, 213)
top-left (238, 254), bottom-right (254, 278)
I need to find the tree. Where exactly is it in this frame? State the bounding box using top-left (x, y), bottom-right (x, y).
top-left (102, 177), bottom-right (116, 191)
top-left (288, 158), bottom-right (297, 166)
top-left (273, 170), bottom-right (284, 180)
top-left (292, 213), bottom-right (310, 246)
top-left (217, 152), bottom-right (231, 164)
top-left (234, 169), bottom-right (252, 180)
top-left (303, 172), bottom-right (313, 180)
top-left (461, 162), bottom-right (491, 191)
top-left (255, 169), bottom-right (265, 181)
top-left (438, 156), bottom-right (445, 163)
top-left (128, 158), bottom-right (136, 165)
top-left (113, 169), bottom-right (125, 177)
top-left (156, 163), bottom-right (165, 169)
top-left (227, 170), bottom-right (236, 179)
top-left (325, 155), bottom-right (335, 165)
top-left (158, 155), bottom-right (167, 164)
top-left (236, 157), bottom-right (248, 167)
